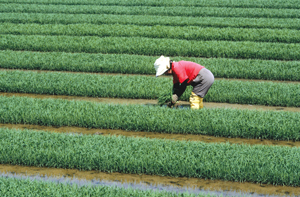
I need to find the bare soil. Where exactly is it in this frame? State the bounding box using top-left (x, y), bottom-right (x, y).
top-left (1, 123), bottom-right (299, 147)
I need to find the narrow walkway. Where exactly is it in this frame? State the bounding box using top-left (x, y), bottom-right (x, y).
top-left (1, 123), bottom-right (299, 148)
top-left (0, 164), bottom-right (298, 197)
top-left (1, 92), bottom-right (299, 112)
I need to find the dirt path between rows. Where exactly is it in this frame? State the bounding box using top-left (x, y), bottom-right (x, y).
top-left (1, 92), bottom-right (299, 112)
top-left (0, 164), bottom-right (298, 196)
top-left (1, 122), bottom-right (299, 148)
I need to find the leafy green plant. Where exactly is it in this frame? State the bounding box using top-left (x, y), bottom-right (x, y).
top-left (157, 91), bottom-right (172, 106)
top-left (0, 70), bottom-right (299, 107)
top-left (0, 96), bottom-right (299, 140)
top-left (1, 34), bottom-right (300, 60)
top-left (2, 3), bottom-right (300, 18)
top-left (1, 13), bottom-right (300, 30)
top-left (0, 0), bottom-right (299, 9)
top-left (1, 127), bottom-right (300, 186)
top-left (1, 50), bottom-right (300, 81)
top-left (2, 23), bottom-right (300, 43)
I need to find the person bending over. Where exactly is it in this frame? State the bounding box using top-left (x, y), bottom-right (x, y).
top-left (154, 55), bottom-right (214, 109)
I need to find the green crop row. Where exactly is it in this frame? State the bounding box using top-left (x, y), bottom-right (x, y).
top-left (0, 0), bottom-right (299, 9)
top-left (1, 13), bottom-right (300, 30)
top-left (1, 127), bottom-right (300, 185)
top-left (2, 3), bottom-right (300, 18)
top-left (1, 70), bottom-right (299, 107)
top-left (0, 177), bottom-right (209, 197)
top-left (2, 23), bottom-right (300, 44)
top-left (1, 96), bottom-right (300, 140)
top-left (1, 50), bottom-right (300, 81)
top-left (1, 35), bottom-right (300, 60)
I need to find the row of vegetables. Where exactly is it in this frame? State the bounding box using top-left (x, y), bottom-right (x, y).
top-left (1, 96), bottom-right (299, 140)
top-left (1, 13), bottom-right (300, 29)
top-left (0, 0), bottom-right (298, 9)
top-left (2, 3), bottom-right (300, 18)
top-left (1, 127), bottom-right (300, 186)
top-left (1, 34), bottom-right (300, 60)
top-left (2, 50), bottom-right (299, 81)
top-left (2, 23), bottom-right (300, 43)
top-left (1, 70), bottom-right (299, 107)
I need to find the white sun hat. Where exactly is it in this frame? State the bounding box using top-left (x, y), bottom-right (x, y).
top-left (154, 55), bottom-right (171, 77)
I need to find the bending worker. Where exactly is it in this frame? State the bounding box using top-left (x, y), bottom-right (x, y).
top-left (154, 55), bottom-right (214, 109)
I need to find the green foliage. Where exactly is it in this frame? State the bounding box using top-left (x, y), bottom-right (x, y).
top-left (0, 70), bottom-right (299, 107)
top-left (158, 91), bottom-right (172, 106)
top-left (0, 96), bottom-right (299, 140)
top-left (0, 0), bottom-right (299, 9)
top-left (2, 23), bottom-right (300, 43)
top-left (1, 128), bottom-right (300, 185)
top-left (1, 13), bottom-right (300, 30)
top-left (1, 50), bottom-right (300, 81)
top-left (2, 3), bottom-right (300, 18)
top-left (1, 0), bottom-right (300, 192)
top-left (1, 35), bottom-right (300, 60)
top-left (0, 177), bottom-right (208, 197)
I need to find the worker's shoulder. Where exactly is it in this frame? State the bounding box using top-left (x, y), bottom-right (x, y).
top-left (178, 60), bottom-right (199, 66)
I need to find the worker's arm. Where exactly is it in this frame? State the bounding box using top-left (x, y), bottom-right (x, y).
top-left (172, 79), bottom-right (188, 104)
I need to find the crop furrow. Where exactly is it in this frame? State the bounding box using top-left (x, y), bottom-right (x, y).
top-left (2, 122), bottom-right (300, 146)
top-left (1, 92), bottom-right (299, 114)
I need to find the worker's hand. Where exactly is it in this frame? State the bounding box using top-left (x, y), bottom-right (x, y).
top-left (167, 94), bottom-right (178, 108)
top-left (172, 94), bottom-right (178, 103)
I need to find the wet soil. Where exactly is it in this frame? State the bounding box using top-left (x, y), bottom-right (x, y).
top-left (0, 123), bottom-right (299, 148)
top-left (1, 92), bottom-right (299, 112)
top-left (0, 164), bottom-right (298, 196)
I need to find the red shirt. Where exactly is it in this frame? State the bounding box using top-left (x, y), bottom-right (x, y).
top-left (172, 61), bottom-right (204, 84)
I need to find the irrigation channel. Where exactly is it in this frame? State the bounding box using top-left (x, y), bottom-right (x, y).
top-left (1, 120), bottom-right (300, 148)
top-left (1, 92), bottom-right (300, 113)
top-left (1, 92), bottom-right (300, 196)
top-left (0, 164), bottom-right (299, 197)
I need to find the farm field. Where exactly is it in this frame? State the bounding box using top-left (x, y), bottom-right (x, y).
top-left (0, 0), bottom-right (300, 196)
